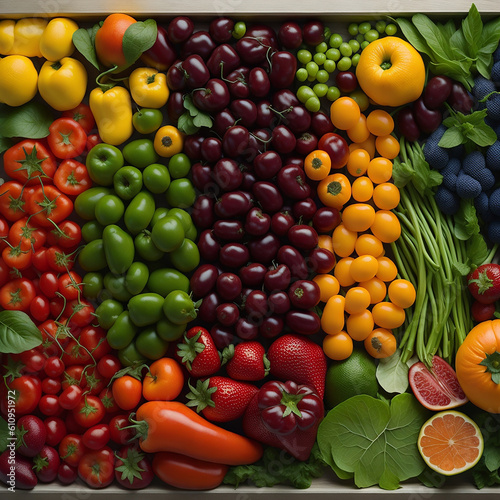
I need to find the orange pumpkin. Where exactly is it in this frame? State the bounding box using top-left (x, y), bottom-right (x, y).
top-left (455, 319), bottom-right (500, 413)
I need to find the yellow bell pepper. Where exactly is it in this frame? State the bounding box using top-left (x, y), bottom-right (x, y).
top-left (129, 67), bottom-right (170, 108)
top-left (39, 18), bottom-right (79, 61)
top-left (89, 85), bottom-right (133, 146)
top-left (0, 18), bottom-right (47, 57)
top-left (38, 57), bottom-right (87, 111)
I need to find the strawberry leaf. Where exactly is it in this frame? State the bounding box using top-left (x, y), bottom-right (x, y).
top-left (185, 378), bottom-right (217, 412)
top-left (115, 448), bottom-right (146, 485)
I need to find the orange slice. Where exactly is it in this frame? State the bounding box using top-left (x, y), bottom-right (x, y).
top-left (417, 411), bottom-right (483, 476)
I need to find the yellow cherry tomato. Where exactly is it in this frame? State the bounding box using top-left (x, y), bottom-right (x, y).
top-left (372, 301), bottom-right (406, 329)
top-left (366, 109), bottom-right (394, 136)
top-left (342, 203), bottom-right (376, 232)
top-left (347, 113), bottom-right (370, 143)
top-left (375, 134), bottom-right (400, 159)
top-left (367, 157), bottom-right (393, 184)
top-left (323, 331), bottom-right (353, 361)
top-left (350, 254), bottom-right (379, 282)
top-left (346, 148), bottom-right (370, 177)
top-left (330, 96), bottom-right (360, 130)
top-left (371, 210), bottom-right (401, 243)
top-left (344, 287), bottom-right (371, 315)
top-left (129, 67), bottom-right (170, 108)
top-left (376, 256), bottom-right (398, 282)
top-left (349, 134), bottom-right (376, 159)
top-left (304, 149), bottom-right (331, 181)
top-left (372, 182), bottom-right (400, 210)
top-left (364, 328), bottom-right (397, 359)
top-left (332, 224), bottom-right (357, 258)
top-left (321, 294), bottom-right (345, 335)
top-left (346, 309), bottom-right (375, 341)
top-left (0, 55), bottom-right (38, 107)
top-left (355, 234), bottom-right (384, 258)
top-left (388, 278), bottom-right (416, 308)
top-left (318, 234), bottom-right (335, 255)
top-left (313, 274), bottom-right (340, 303)
top-left (359, 277), bottom-right (387, 304)
top-left (351, 176), bottom-right (374, 202)
top-left (334, 257), bottom-right (355, 288)
top-left (318, 173), bottom-right (352, 210)
top-left (154, 125), bottom-right (184, 158)
top-left (39, 18), bottom-right (79, 61)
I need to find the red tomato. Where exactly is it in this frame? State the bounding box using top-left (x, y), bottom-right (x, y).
top-left (78, 446), bottom-right (115, 488)
top-left (79, 326), bottom-right (110, 360)
top-left (62, 339), bottom-right (93, 367)
top-left (59, 384), bottom-right (83, 410)
top-left (19, 348), bottom-right (45, 372)
top-left (82, 423), bottom-right (110, 450)
top-left (59, 434), bottom-right (88, 467)
top-left (39, 394), bottom-right (62, 416)
top-left (109, 414), bottom-right (136, 445)
top-left (44, 356), bottom-right (65, 378)
top-left (0, 257), bottom-right (10, 288)
top-left (86, 134), bottom-right (101, 152)
top-left (83, 366), bottom-right (106, 396)
top-left (99, 387), bottom-right (119, 413)
top-left (0, 217), bottom-right (10, 251)
top-left (62, 103), bottom-right (96, 134)
top-left (0, 278), bottom-right (36, 311)
top-left (30, 295), bottom-right (50, 322)
top-left (57, 271), bottom-right (82, 301)
top-left (72, 395), bottom-right (105, 428)
top-left (53, 159), bottom-right (92, 196)
top-left (97, 355), bottom-right (121, 380)
top-left (3, 140), bottom-right (57, 184)
top-left (42, 377), bottom-right (61, 395)
top-left (31, 247), bottom-right (50, 272)
top-left (26, 185), bottom-right (73, 229)
top-left (112, 376), bottom-right (142, 411)
top-left (61, 365), bottom-right (86, 391)
top-left (47, 118), bottom-right (87, 159)
top-left (39, 272), bottom-right (59, 298)
top-left (44, 416), bottom-right (67, 446)
top-left (65, 299), bottom-right (95, 328)
top-left (46, 246), bottom-right (75, 273)
top-left (2, 244), bottom-right (32, 270)
top-left (0, 181), bottom-right (26, 221)
top-left (46, 220), bottom-right (82, 249)
top-left (8, 217), bottom-right (47, 251)
top-left (5, 375), bottom-right (42, 415)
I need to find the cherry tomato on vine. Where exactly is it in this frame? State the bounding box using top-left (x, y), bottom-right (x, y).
top-left (59, 434), bottom-right (88, 467)
top-left (62, 103), bottom-right (96, 134)
top-left (53, 159), bottom-right (92, 196)
top-left (47, 118), bottom-right (87, 159)
top-left (0, 278), bottom-right (36, 311)
top-left (72, 395), bottom-right (105, 428)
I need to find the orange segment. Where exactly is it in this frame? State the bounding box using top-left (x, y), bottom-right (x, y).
top-left (418, 411), bottom-right (484, 476)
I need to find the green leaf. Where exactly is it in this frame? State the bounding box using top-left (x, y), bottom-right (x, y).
top-left (73, 27), bottom-right (100, 70)
top-left (317, 394), bottom-right (429, 489)
top-left (412, 14), bottom-right (456, 61)
top-left (183, 95), bottom-right (199, 117)
top-left (0, 311), bottom-right (42, 354)
top-left (467, 124), bottom-right (497, 147)
top-left (454, 199), bottom-right (480, 240)
top-left (192, 112), bottom-right (213, 128)
top-left (466, 233), bottom-right (490, 267)
top-left (484, 442), bottom-right (500, 473)
top-left (438, 127), bottom-right (465, 148)
top-left (391, 158), bottom-right (415, 189)
top-left (461, 3), bottom-right (483, 55)
top-left (439, 19), bottom-right (457, 40)
top-left (476, 51), bottom-right (493, 79)
top-left (395, 17), bottom-right (433, 55)
top-left (122, 19), bottom-right (157, 66)
top-left (480, 16), bottom-right (500, 54)
top-left (449, 29), bottom-right (470, 58)
top-left (0, 101), bottom-right (53, 139)
top-left (376, 349), bottom-right (409, 394)
top-left (0, 137), bottom-right (12, 154)
top-left (0, 417), bottom-right (8, 453)
top-left (177, 112), bottom-right (199, 135)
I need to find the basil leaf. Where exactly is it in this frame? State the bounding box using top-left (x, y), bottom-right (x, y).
top-left (177, 112), bottom-right (199, 135)
top-left (192, 112), bottom-right (213, 128)
top-left (0, 311), bottom-right (42, 354)
top-left (449, 29), bottom-right (469, 58)
top-left (395, 17), bottom-right (432, 55)
top-left (480, 16), bottom-right (500, 54)
top-left (466, 233), bottom-right (489, 267)
top-left (439, 19), bottom-right (457, 39)
top-left (476, 51), bottom-right (492, 79)
top-left (0, 417), bottom-right (7, 453)
top-left (413, 14), bottom-right (455, 61)
top-left (183, 95), bottom-right (199, 117)
top-left (467, 125), bottom-right (497, 147)
top-left (73, 28), bottom-right (100, 70)
top-left (122, 19), bottom-right (157, 66)
top-left (0, 101), bottom-right (53, 139)
top-left (438, 127), bottom-right (464, 148)
top-left (0, 137), bottom-right (12, 154)
top-left (461, 3), bottom-right (483, 55)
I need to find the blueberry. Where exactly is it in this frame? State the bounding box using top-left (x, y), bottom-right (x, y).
top-left (462, 151), bottom-right (486, 175)
top-left (442, 173), bottom-right (458, 191)
top-left (487, 220), bottom-right (500, 243)
top-left (456, 173), bottom-right (482, 199)
top-left (492, 61), bottom-right (500, 84)
top-left (474, 191), bottom-right (489, 219)
top-left (423, 141), bottom-right (449, 170)
top-left (486, 93), bottom-right (500, 122)
top-left (494, 44), bottom-right (500, 63)
top-left (448, 143), bottom-right (464, 159)
top-left (434, 186), bottom-right (460, 215)
top-left (443, 158), bottom-right (461, 175)
top-left (476, 168), bottom-right (496, 191)
top-left (473, 76), bottom-right (496, 101)
top-left (488, 187), bottom-right (500, 216)
top-left (486, 141), bottom-right (500, 171)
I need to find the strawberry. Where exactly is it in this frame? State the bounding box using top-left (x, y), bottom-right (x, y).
top-left (186, 376), bottom-right (258, 422)
top-left (467, 263), bottom-right (500, 304)
top-left (222, 341), bottom-right (270, 381)
top-left (176, 326), bottom-right (221, 377)
top-left (267, 334), bottom-right (327, 398)
top-left (242, 380), bottom-right (323, 461)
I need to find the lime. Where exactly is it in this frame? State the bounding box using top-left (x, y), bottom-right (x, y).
top-left (324, 348), bottom-right (378, 409)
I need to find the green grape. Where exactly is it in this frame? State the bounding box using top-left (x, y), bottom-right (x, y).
top-left (339, 42), bottom-right (352, 57)
top-left (350, 90), bottom-right (369, 111)
top-left (348, 23), bottom-right (358, 36)
top-left (313, 83), bottom-right (329, 98)
top-left (323, 26), bottom-right (332, 41)
top-left (306, 61), bottom-right (319, 77)
top-left (316, 41), bottom-right (328, 53)
top-left (356, 33), bottom-right (364, 44)
top-left (358, 22), bottom-right (372, 34)
top-left (364, 29), bottom-right (379, 42)
top-left (297, 49), bottom-right (312, 64)
top-left (232, 22), bottom-right (246, 39)
top-left (297, 85), bottom-right (316, 104)
top-left (375, 20), bottom-right (387, 33)
top-left (326, 86), bottom-right (341, 102)
top-left (307, 74), bottom-right (317, 82)
top-left (385, 23), bottom-right (397, 35)
top-left (313, 52), bottom-right (327, 65)
top-left (329, 33), bottom-right (343, 48)
top-left (361, 41), bottom-right (370, 50)
top-left (349, 39), bottom-right (360, 53)
top-left (351, 53), bottom-right (361, 67)
top-left (337, 56), bottom-right (352, 72)
top-left (305, 96), bottom-right (321, 112)
top-left (316, 69), bottom-right (329, 83)
top-left (323, 59), bottom-right (336, 73)
top-left (326, 48), bottom-right (341, 61)
top-left (296, 68), bottom-right (308, 82)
